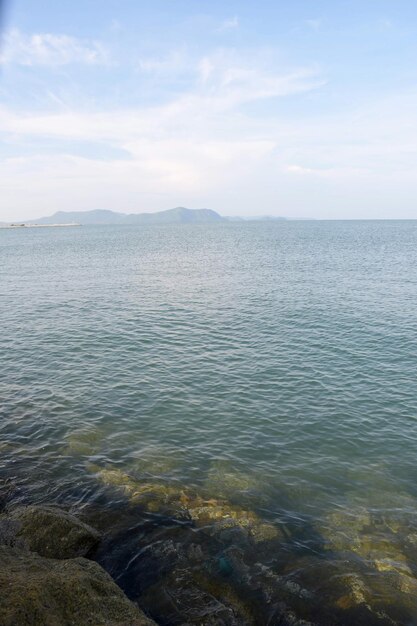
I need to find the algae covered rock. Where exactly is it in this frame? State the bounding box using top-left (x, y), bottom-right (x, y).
top-left (0, 518), bottom-right (24, 548)
top-left (90, 465), bottom-right (192, 514)
top-left (186, 495), bottom-right (283, 544)
top-left (319, 505), bottom-right (415, 577)
top-left (332, 570), bottom-right (417, 625)
top-left (316, 506), bottom-right (417, 624)
top-left (140, 560), bottom-right (318, 626)
top-left (205, 461), bottom-right (263, 500)
top-left (4, 505), bottom-right (101, 559)
top-left (64, 425), bottom-right (109, 456)
top-left (0, 545), bottom-right (156, 626)
top-left (91, 465), bottom-right (283, 545)
top-left (140, 566), bottom-right (252, 626)
top-left (319, 506), bottom-right (372, 554)
top-left (129, 443), bottom-right (185, 478)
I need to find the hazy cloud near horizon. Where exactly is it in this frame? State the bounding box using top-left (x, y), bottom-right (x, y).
top-left (1, 0), bottom-right (417, 221)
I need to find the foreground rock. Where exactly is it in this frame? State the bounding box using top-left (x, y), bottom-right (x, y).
top-left (1, 505), bottom-right (101, 559)
top-left (0, 545), bottom-right (156, 626)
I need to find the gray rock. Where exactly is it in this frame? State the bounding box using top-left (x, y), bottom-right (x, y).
top-left (0, 518), bottom-right (25, 548)
top-left (0, 545), bottom-right (156, 625)
top-left (3, 505), bottom-right (101, 559)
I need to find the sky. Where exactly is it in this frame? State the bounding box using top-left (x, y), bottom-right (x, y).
top-left (1, 1), bottom-right (417, 221)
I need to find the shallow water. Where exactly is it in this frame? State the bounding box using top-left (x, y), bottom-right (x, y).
top-left (1, 221), bottom-right (417, 624)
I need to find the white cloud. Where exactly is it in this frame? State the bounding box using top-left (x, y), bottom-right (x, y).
top-left (1, 46), bottom-right (417, 220)
top-left (286, 164), bottom-right (317, 174)
top-left (217, 16), bottom-right (239, 33)
top-left (193, 50), bottom-right (324, 109)
top-left (0, 29), bottom-right (108, 66)
top-left (135, 48), bottom-right (320, 109)
top-left (137, 49), bottom-right (188, 75)
top-left (0, 49), bottom-right (323, 220)
top-left (0, 52), bottom-right (323, 149)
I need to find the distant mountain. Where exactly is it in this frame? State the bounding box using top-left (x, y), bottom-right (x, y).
top-left (17, 208), bottom-right (313, 226)
top-left (28, 207), bottom-right (224, 225)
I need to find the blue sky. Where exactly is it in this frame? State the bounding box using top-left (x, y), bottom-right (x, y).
top-left (1, 0), bottom-right (417, 220)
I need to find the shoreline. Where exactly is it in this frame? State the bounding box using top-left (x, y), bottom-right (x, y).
top-left (0, 223), bottom-right (81, 229)
top-left (2, 463), bottom-right (416, 626)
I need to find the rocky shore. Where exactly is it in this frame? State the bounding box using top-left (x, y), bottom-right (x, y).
top-left (0, 504), bottom-right (155, 625)
top-left (1, 464), bottom-right (417, 625)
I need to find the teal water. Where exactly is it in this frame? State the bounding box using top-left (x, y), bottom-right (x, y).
top-left (1, 221), bottom-right (417, 625)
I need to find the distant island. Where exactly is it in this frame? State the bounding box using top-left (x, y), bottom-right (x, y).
top-left (23, 207), bottom-right (225, 226)
top-left (1, 207), bottom-right (313, 227)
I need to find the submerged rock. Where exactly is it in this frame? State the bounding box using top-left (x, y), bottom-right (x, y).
top-left (90, 466), bottom-right (192, 514)
top-left (140, 566), bottom-right (253, 625)
top-left (128, 443), bottom-right (186, 478)
top-left (0, 545), bottom-right (156, 626)
top-left (91, 465), bottom-right (283, 545)
top-left (317, 506), bottom-right (417, 624)
top-left (319, 506), bottom-right (413, 571)
top-left (205, 461), bottom-right (264, 501)
top-left (64, 425), bottom-right (109, 456)
top-left (215, 551), bottom-right (319, 626)
top-left (186, 496), bottom-right (282, 544)
top-left (333, 573), bottom-right (371, 611)
top-left (2, 505), bottom-right (101, 559)
top-left (319, 506), bottom-right (372, 553)
top-left (280, 556), bottom-right (417, 625)
top-left (334, 570), bottom-right (417, 624)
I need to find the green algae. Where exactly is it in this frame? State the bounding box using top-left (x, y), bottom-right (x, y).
top-left (205, 460), bottom-right (263, 498)
top-left (64, 424), bottom-right (112, 456)
top-left (3, 505), bottom-right (101, 559)
top-left (316, 504), bottom-right (417, 624)
top-left (89, 464), bottom-right (283, 545)
top-left (0, 546), bottom-right (156, 626)
top-left (128, 443), bottom-right (186, 478)
top-left (84, 461), bottom-right (417, 625)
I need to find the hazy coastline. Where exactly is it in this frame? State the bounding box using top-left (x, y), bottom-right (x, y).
top-left (0, 223), bottom-right (80, 229)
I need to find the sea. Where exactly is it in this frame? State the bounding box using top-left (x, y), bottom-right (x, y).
top-left (1, 220), bottom-right (417, 625)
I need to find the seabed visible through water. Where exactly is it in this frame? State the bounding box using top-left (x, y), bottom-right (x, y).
top-left (2, 221), bottom-right (417, 624)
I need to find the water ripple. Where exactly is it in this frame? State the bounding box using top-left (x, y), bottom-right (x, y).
top-left (1, 221), bottom-right (417, 624)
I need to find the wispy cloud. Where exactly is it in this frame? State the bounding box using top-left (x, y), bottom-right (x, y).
top-left (216, 16), bottom-right (239, 33)
top-left (0, 50), bottom-right (324, 139)
top-left (135, 48), bottom-right (323, 108)
top-left (1, 37), bottom-right (416, 220)
top-left (0, 48), bottom-right (326, 219)
top-left (137, 49), bottom-right (188, 75)
top-left (2, 86), bottom-right (416, 220)
top-left (0, 29), bottom-right (108, 66)
top-left (194, 50), bottom-right (324, 110)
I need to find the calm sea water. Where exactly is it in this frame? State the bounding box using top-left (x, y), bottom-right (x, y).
top-left (1, 221), bottom-right (417, 625)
